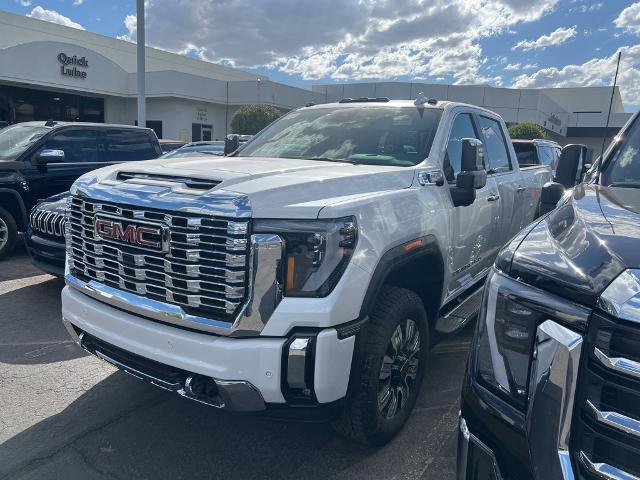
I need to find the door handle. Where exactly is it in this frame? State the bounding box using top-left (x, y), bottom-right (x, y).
top-left (487, 193), bottom-right (500, 202)
top-left (517, 186), bottom-right (526, 193)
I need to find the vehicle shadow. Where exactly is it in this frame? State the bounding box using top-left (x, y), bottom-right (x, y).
top-left (0, 274), bottom-right (84, 365)
top-left (0, 245), bottom-right (45, 283)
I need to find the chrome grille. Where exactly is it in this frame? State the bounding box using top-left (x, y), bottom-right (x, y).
top-left (67, 195), bottom-right (250, 322)
top-left (571, 312), bottom-right (640, 479)
top-left (30, 208), bottom-right (66, 238)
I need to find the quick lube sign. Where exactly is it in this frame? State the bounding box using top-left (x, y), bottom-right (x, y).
top-left (58, 53), bottom-right (88, 79)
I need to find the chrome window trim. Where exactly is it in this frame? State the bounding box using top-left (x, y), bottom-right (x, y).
top-left (526, 319), bottom-right (583, 480)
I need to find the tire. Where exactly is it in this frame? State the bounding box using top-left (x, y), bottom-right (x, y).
top-left (0, 206), bottom-right (18, 260)
top-left (332, 286), bottom-right (429, 446)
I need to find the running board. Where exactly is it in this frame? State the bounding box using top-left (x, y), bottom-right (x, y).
top-left (435, 286), bottom-right (484, 334)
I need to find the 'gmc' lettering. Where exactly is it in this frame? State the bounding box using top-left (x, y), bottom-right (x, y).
top-left (94, 218), bottom-right (163, 250)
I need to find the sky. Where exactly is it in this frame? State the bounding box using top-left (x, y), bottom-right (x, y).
top-left (3, 0), bottom-right (640, 110)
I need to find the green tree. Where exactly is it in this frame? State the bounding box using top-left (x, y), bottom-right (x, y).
top-left (508, 123), bottom-right (547, 140)
top-left (230, 104), bottom-right (283, 135)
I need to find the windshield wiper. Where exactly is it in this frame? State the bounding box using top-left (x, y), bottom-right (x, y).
top-left (305, 157), bottom-right (359, 165)
top-left (608, 182), bottom-right (640, 189)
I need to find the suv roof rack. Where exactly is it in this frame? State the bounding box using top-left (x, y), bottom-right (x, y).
top-left (338, 97), bottom-right (390, 103)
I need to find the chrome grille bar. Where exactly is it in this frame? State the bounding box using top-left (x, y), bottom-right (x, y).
top-left (580, 452), bottom-right (639, 480)
top-left (67, 195), bottom-right (249, 323)
top-left (30, 208), bottom-right (67, 238)
top-left (587, 400), bottom-right (640, 439)
top-left (594, 347), bottom-right (640, 381)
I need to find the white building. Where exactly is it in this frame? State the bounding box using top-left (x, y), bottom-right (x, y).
top-left (0, 9), bottom-right (633, 155)
top-left (0, 11), bottom-right (322, 141)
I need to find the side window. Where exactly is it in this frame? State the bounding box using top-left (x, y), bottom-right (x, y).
top-left (444, 113), bottom-right (479, 182)
top-left (42, 129), bottom-right (100, 163)
top-left (106, 130), bottom-right (158, 162)
top-left (478, 116), bottom-right (512, 173)
top-left (537, 146), bottom-right (554, 166)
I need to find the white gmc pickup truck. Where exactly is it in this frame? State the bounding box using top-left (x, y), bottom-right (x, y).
top-left (61, 97), bottom-right (553, 445)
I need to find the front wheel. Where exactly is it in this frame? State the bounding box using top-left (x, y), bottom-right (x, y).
top-left (0, 206), bottom-right (18, 260)
top-left (332, 286), bottom-right (429, 445)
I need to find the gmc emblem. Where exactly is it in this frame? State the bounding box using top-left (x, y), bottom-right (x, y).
top-left (94, 217), bottom-right (168, 252)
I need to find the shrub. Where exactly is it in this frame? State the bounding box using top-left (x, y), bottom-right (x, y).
top-left (230, 104), bottom-right (283, 135)
top-left (508, 123), bottom-right (547, 140)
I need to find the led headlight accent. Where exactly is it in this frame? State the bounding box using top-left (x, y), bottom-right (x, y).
top-left (599, 269), bottom-right (640, 323)
top-left (474, 269), bottom-right (590, 410)
top-left (253, 217), bottom-right (357, 297)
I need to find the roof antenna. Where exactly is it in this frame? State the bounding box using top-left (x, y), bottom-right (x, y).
top-left (598, 51), bottom-right (622, 173)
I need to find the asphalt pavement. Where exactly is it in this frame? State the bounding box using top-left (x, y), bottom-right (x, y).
top-left (0, 246), bottom-right (474, 480)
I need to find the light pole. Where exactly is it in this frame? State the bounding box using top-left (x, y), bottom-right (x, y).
top-left (136, 0), bottom-right (146, 129)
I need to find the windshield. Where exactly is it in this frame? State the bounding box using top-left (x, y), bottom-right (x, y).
top-left (602, 116), bottom-right (640, 187)
top-left (239, 106), bottom-right (442, 166)
top-left (162, 144), bottom-right (224, 158)
top-left (0, 124), bottom-right (49, 160)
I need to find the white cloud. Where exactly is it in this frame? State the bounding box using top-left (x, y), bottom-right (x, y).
top-left (27, 6), bottom-right (85, 30)
top-left (118, 0), bottom-right (559, 84)
top-left (512, 45), bottom-right (640, 107)
top-left (73, 0), bottom-right (85, 5)
top-left (505, 62), bottom-right (538, 70)
top-left (512, 26), bottom-right (577, 51)
top-left (614, 2), bottom-right (640, 35)
top-left (18, 0), bottom-right (32, 6)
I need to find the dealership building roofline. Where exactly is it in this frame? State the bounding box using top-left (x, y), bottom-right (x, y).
top-left (0, 10), bottom-right (633, 150)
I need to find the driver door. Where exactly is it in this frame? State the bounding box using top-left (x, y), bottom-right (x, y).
top-left (445, 112), bottom-right (499, 298)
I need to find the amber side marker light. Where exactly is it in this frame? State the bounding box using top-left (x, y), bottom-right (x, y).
top-left (403, 239), bottom-right (424, 252)
top-left (287, 256), bottom-right (296, 288)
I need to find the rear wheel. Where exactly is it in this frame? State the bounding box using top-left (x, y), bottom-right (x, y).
top-left (332, 286), bottom-right (429, 445)
top-left (0, 206), bottom-right (18, 260)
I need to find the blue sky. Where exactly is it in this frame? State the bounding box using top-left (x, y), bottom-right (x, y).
top-left (3, 1), bottom-right (640, 108)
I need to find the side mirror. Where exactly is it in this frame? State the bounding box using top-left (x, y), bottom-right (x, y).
top-left (555, 144), bottom-right (585, 188)
top-left (36, 149), bottom-right (65, 165)
top-left (451, 138), bottom-right (487, 207)
top-left (540, 181), bottom-right (565, 215)
top-left (224, 135), bottom-right (240, 155)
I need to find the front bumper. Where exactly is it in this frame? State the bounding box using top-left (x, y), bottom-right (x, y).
top-left (24, 230), bottom-right (65, 277)
top-left (62, 286), bottom-right (356, 409)
top-left (458, 319), bottom-right (584, 480)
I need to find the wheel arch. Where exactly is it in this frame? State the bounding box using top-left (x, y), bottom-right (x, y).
top-left (0, 189), bottom-right (28, 231)
top-left (359, 235), bottom-right (445, 327)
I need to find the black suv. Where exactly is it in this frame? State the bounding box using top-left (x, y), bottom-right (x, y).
top-left (458, 112), bottom-right (640, 479)
top-left (0, 121), bottom-right (161, 258)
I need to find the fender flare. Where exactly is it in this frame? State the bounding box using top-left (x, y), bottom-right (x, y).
top-left (358, 235), bottom-right (444, 319)
top-left (0, 188), bottom-right (28, 227)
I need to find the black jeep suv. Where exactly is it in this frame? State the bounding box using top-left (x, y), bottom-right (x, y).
top-left (0, 121), bottom-right (161, 258)
top-left (458, 111), bottom-right (640, 479)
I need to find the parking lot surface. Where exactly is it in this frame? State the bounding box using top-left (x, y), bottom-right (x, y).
top-left (0, 248), bottom-right (473, 480)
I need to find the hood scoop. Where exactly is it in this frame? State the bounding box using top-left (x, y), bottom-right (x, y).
top-left (116, 172), bottom-right (221, 191)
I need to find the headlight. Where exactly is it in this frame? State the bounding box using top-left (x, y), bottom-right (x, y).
top-left (253, 217), bottom-right (357, 297)
top-left (473, 269), bottom-right (589, 410)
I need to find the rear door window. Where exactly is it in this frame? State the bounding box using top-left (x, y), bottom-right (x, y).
top-left (105, 129), bottom-right (158, 162)
top-left (513, 143), bottom-right (537, 167)
top-left (42, 129), bottom-right (101, 163)
top-left (478, 116), bottom-right (512, 173)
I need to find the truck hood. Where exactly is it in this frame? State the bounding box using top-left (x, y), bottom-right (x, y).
top-left (90, 155), bottom-right (416, 218)
top-left (507, 184), bottom-right (640, 307)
